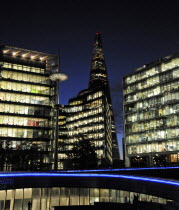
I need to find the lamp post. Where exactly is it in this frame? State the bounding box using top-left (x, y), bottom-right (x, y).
top-left (50, 71), bottom-right (68, 170)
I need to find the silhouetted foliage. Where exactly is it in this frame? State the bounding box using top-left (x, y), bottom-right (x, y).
top-left (99, 158), bottom-right (111, 169)
top-left (0, 140), bottom-right (49, 171)
top-left (67, 138), bottom-right (98, 170)
top-left (10, 147), bottom-right (41, 171)
top-left (0, 141), bottom-right (6, 170)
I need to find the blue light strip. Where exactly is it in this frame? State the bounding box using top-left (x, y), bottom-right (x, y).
top-left (0, 172), bottom-right (179, 187)
top-left (52, 166), bottom-right (179, 173)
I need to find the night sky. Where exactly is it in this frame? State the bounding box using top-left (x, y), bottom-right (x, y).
top-left (1, 0), bottom-right (179, 158)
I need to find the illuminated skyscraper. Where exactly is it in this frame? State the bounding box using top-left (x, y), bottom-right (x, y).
top-left (0, 45), bottom-right (67, 171)
top-left (123, 53), bottom-right (179, 167)
top-left (58, 33), bottom-right (120, 169)
top-left (89, 32), bottom-right (120, 162)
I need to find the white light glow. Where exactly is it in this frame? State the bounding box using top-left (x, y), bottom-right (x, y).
top-left (3, 50), bottom-right (9, 54)
top-left (50, 73), bottom-right (68, 81)
top-left (12, 52), bottom-right (17, 56)
top-left (31, 55), bottom-right (35, 59)
top-left (40, 56), bottom-right (48, 61)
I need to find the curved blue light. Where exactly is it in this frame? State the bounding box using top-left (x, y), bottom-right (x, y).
top-left (52, 166), bottom-right (179, 173)
top-left (0, 172), bottom-right (179, 187)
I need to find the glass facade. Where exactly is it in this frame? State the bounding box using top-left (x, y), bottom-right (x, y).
top-left (0, 45), bottom-right (58, 171)
top-left (58, 89), bottom-right (113, 169)
top-left (123, 54), bottom-right (179, 167)
top-left (89, 33), bottom-right (120, 162)
top-left (0, 187), bottom-right (168, 210)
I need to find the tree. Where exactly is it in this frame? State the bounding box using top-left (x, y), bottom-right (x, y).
top-left (0, 141), bottom-right (5, 170)
top-left (0, 141), bottom-right (47, 171)
top-left (10, 147), bottom-right (41, 171)
top-left (67, 138), bottom-right (98, 170)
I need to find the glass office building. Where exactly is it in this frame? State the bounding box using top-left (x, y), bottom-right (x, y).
top-left (0, 186), bottom-right (168, 210)
top-left (123, 53), bottom-right (179, 167)
top-left (58, 33), bottom-right (120, 169)
top-left (0, 169), bottom-right (176, 210)
top-left (0, 45), bottom-right (59, 170)
top-left (58, 88), bottom-right (112, 169)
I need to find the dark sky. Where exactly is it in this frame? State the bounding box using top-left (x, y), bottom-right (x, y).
top-left (1, 0), bottom-right (179, 158)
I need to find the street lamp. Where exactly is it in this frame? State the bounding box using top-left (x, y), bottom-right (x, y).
top-left (50, 68), bottom-right (68, 170)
